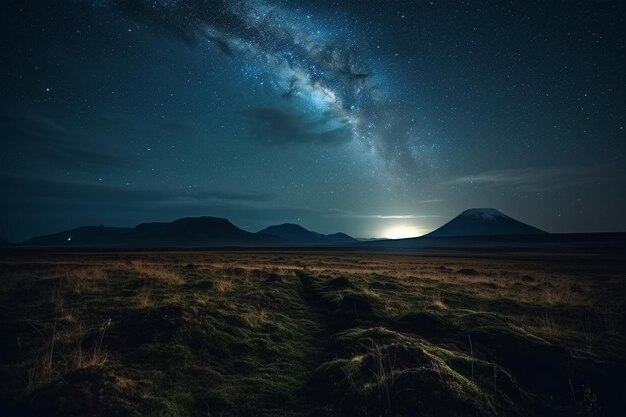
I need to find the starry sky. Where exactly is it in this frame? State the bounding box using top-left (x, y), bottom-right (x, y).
top-left (1, 0), bottom-right (625, 241)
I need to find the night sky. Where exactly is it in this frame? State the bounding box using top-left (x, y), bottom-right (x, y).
top-left (1, 0), bottom-right (625, 241)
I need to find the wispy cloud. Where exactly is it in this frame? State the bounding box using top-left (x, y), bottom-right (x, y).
top-left (447, 166), bottom-right (620, 191)
top-left (352, 214), bottom-right (443, 219)
top-left (317, 209), bottom-right (443, 219)
top-left (0, 115), bottom-right (126, 173)
top-left (0, 175), bottom-right (277, 205)
top-left (241, 107), bottom-right (352, 147)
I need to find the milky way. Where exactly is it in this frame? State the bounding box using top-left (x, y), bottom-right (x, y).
top-left (108, 0), bottom-right (432, 177)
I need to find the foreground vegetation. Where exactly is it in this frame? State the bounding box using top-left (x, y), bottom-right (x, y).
top-left (0, 250), bottom-right (624, 416)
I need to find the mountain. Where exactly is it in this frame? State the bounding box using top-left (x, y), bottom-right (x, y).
top-left (257, 223), bottom-right (357, 244)
top-left (126, 217), bottom-right (283, 246)
top-left (426, 208), bottom-right (547, 237)
top-left (325, 232), bottom-right (357, 243)
top-left (25, 217), bottom-right (284, 247)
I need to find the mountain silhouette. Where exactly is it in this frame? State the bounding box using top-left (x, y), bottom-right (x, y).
top-left (18, 210), bottom-right (548, 247)
top-left (426, 208), bottom-right (547, 237)
top-left (257, 223), bottom-right (356, 244)
top-left (25, 217), bottom-right (284, 247)
top-left (127, 217), bottom-right (283, 245)
top-left (325, 232), bottom-right (357, 243)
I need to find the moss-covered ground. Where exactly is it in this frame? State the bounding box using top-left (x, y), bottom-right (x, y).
top-left (0, 250), bottom-right (624, 416)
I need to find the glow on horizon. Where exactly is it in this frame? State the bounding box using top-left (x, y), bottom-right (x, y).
top-left (379, 225), bottom-right (427, 239)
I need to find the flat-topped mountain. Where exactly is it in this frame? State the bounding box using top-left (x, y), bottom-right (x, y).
top-left (257, 223), bottom-right (357, 244)
top-left (426, 208), bottom-right (547, 237)
top-left (127, 216), bottom-right (283, 245)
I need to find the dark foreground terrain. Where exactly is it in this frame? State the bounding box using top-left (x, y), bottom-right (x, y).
top-left (0, 249), bottom-right (625, 416)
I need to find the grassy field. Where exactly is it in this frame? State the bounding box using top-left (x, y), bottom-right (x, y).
top-left (0, 250), bottom-right (625, 416)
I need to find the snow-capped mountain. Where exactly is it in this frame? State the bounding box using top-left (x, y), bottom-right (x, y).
top-left (426, 208), bottom-right (547, 237)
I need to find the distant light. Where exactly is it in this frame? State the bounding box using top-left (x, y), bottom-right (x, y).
top-left (380, 225), bottom-right (424, 239)
top-left (67, 236), bottom-right (72, 241)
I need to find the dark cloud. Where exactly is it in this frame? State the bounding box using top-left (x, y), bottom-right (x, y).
top-left (0, 175), bottom-right (277, 205)
top-left (241, 107), bottom-right (353, 146)
top-left (0, 175), bottom-right (285, 241)
top-left (0, 115), bottom-right (126, 173)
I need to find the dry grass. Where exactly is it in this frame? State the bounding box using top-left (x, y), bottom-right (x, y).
top-left (534, 281), bottom-right (590, 306)
top-left (68, 341), bottom-right (109, 369)
top-left (166, 292), bottom-right (186, 305)
top-left (26, 317), bottom-right (58, 389)
top-left (26, 318), bottom-right (111, 390)
top-left (130, 260), bottom-right (184, 284)
top-left (27, 346), bottom-right (55, 390)
top-left (367, 340), bottom-right (395, 414)
top-left (57, 265), bottom-right (107, 293)
top-left (136, 284), bottom-right (153, 308)
top-left (214, 276), bottom-right (235, 293)
top-left (49, 283), bottom-right (65, 309)
top-left (243, 308), bottom-right (268, 328)
top-left (114, 375), bottom-right (136, 392)
top-left (362, 287), bottom-right (383, 300)
top-left (539, 311), bottom-right (558, 334)
top-left (431, 292), bottom-right (447, 310)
